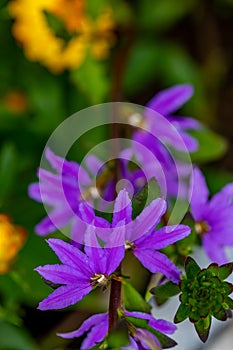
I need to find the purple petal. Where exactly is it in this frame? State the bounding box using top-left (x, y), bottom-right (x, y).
top-left (84, 155), bottom-right (104, 175)
top-left (35, 264), bottom-right (88, 284)
top-left (207, 183), bottom-right (233, 213)
top-left (38, 283), bottom-right (91, 310)
top-left (135, 328), bottom-right (161, 349)
top-left (133, 249), bottom-right (181, 283)
top-left (45, 148), bottom-right (79, 177)
top-left (190, 167), bottom-right (209, 220)
top-left (136, 224), bottom-right (191, 250)
top-left (147, 84), bottom-right (194, 116)
top-left (70, 216), bottom-right (87, 246)
top-left (128, 198), bottom-right (166, 242)
top-left (35, 216), bottom-right (58, 236)
top-left (28, 183), bottom-right (42, 202)
top-left (203, 235), bottom-right (228, 265)
top-left (148, 318), bottom-right (177, 334)
top-left (125, 311), bottom-right (176, 335)
top-left (58, 313), bottom-right (108, 340)
top-left (168, 116), bottom-right (201, 130)
top-left (209, 227), bottom-right (233, 245)
top-left (112, 189), bottom-right (132, 227)
top-left (47, 239), bottom-right (91, 274)
top-left (81, 315), bottom-right (108, 349)
top-left (77, 166), bottom-right (92, 186)
top-left (121, 336), bottom-right (139, 350)
top-left (84, 225), bottom-right (108, 274)
top-left (35, 207), bottom-right (72, 235)
top-left (105, 226), bottom-right (125, 275)
top-left (79, 202), bottom-right (110, 228)
top-left (179, 131), bottom-right (199, 152)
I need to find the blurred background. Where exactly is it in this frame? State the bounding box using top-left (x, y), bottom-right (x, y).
top-left (0, 0), bottom-right (233, 349)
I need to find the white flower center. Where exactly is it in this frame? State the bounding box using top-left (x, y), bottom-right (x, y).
top-left (128, 113), bottom-right (146, 129)
top-left (91, 273), bottom-right (108, 286)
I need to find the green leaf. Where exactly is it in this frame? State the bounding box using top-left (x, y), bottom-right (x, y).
top-left (0, 142), bottom-right (17, 206)
top-left (150, 281), bottom-right (180, 306)
top-left (137, 0), bottom-right (196, 32)
top-left (123, 40), bottom-right (161, 96)
top-left (71, 57), bottom-right (109, 104)
top-left (219, 262), bottom-right (233, 280)
top-left (185, 257), bottom-right (201, 280)
top-left (207, 263), bottom-right (220, 277)
top-left (213, 307), bottom-right (227, 321)
top-left (190, 128), bottom-right (228, 163)
top-left (126, 316), bottom-right (177, 349)
top-left (132, 178), bottom-right (161, 219)
top-left (0, 319), bottom-right (38, 350)
top-left (194, 316), bottom-right (211, 343)
top-left (174, 303), bottom-right (190, 323)
top-left (107, 320), bottom-right (130, 348)
top-left (123, 281), bottom-right (151, 313)
top-left (225, 297), bottom-right (233, 309)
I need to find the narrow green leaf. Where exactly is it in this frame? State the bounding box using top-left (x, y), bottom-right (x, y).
top-left (225, 296), bottom-right (233, 309)
top-left (213, 307), bottom-right (227, 321)
top-left (185, 257), bottom-right (200, 280)
top-left (194, 316), bottom-right (211, 343)
top-left (219, 262), bottom-right (233, 280)
top-left (151, 281), bottom-right (180, 298)
top-left (207, 263), bottom-right (220, 276)
top-left (174, 303), bottom-right (190, 323)
top-left (151, 281), bottom-right (180, 305)
top-left (123, 281), bottom-right (151, 313)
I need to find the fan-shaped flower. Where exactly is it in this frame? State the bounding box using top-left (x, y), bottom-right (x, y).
top-left (190, 167), bottom-right (233, 264)
top-left (28, 148), bottom-right (108, 238)
top-left (35, 233), bottom-right (125, 310)
top-left (81, 189), bottom-right (191, 283)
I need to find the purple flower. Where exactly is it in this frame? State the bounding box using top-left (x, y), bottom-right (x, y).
top-left (117, 190), bottom-right (191, 282)
top-left (58, 311), bottom-right (176, 350)
top-left (190, 167), bottom-right (233, 264)
top-left (124, 311), bottom-right (177, 350)
top-left (126, 84), bottom-right (199, 200)
top-left (58, 313), bottom-right (108, 349)
top-left (82, 189), bottom-right (191, 283)
top-left (147, 84), bottom-right (200, 152)
top-left (28, 148), bottom-right (111, 239)
top-left (35, 234), bottom-right (125, 310)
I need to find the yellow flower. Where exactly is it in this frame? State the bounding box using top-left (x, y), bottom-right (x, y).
top-left (9, 0), bottom-right (116, 73)
top-left (0, 214), bottom-right (27, 274)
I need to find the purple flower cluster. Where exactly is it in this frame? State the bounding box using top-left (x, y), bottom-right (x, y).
top-left (35, 188), bottom-right (187, 348)
top-left (29, 83), bottom-right (233, 349)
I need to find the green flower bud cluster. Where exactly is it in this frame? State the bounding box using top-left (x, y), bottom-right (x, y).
top-left (174, 257), bottom-right (233, 342)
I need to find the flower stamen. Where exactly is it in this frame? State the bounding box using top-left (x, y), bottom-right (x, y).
top-left (195, 221), bottom-right (210, 236)
top-left (91, 273), bottom-right (108, 287)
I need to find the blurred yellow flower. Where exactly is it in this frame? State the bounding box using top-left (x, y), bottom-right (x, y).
top-left (9, 0), bottom-right (116, 73)
top-left (0, 214), bottom-right (27, 274)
